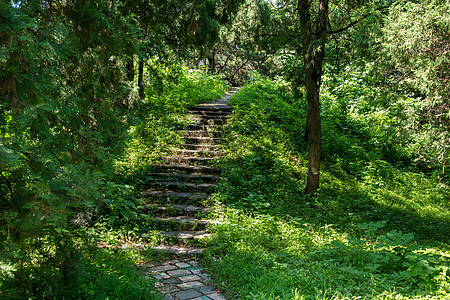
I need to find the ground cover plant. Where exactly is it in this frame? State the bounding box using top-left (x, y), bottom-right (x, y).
top-left (206, 77), bottom-right (449, 299)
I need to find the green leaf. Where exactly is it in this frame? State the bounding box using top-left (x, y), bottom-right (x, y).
top-left (389, 240), bottom-right (406, 247)
top-left (376, 235), bottom-right (387, 242)
top-left (124, 201), bottom-right (135, 207)
top-left (375, 242), bottom-right (385, 249)
top-left (403, 232), bottom-right (414, 241)
top-left (121, 210), bottom-right (130, 219)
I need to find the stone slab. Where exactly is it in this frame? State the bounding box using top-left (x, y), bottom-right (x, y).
top-left (176, 262), bottom-right (191, 268)
top-left (178, 280), bottom-right (205, 289)
top-left (175, 289), bottom-right (202, 300)
top-left (167, 269), bottom-right (192, 277)
top-left (208, 293), bottom-right (227, 300)
top-left (151, 265), bottom-right (178, 272)
top-left (178, 275), bottom-right (201, 282)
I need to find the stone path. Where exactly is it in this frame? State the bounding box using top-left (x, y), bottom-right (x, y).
top-left (142, 258), bottom-right (226, 300)
top-left (141, 88), bottom-right (239, 300)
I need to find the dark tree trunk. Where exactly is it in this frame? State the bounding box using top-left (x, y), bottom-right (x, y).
top-left (126, 55), bottom-right (134, 82)
top-left (298, 0), bottom-right (328, 194)
top-left (138, 57), bottom-right (144, 99)
top-left (208, 49), bottom-right (216, 73)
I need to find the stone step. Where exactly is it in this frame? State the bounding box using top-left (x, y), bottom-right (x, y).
top-left (146, 181), bottom-right (217, 193)
top-left (152, 245), bottom-right (205, 256)
top-left (191, 104), bottom-right (232, 112)
top-left (190, 118), bottom-right (227, 126)
top-left (147, 173), bottom-right (220, 183)
top-left (189, 115), bottom-right (229, 122)
top-left (179, 130), bottom-right (224, 138)
top-left (143, 203), bottom-right (212, 216)
top-left (141, 190), bottom-right (211, 202)
top-left (160, 230), bottom-right (210, 240)
top-left (174, 149), bottom-right (224, 157)
top-left (154, 216), bottom-right (219, 230)
top-left (179, 144), bottom-right (219, 151)
top-left (160, 156), bottom-right (217, 165)
top-left (181, 136), bottom-right (224, 145)
top-left (154, 164), bottom-right (222, 175)
top-left (145, 258), bottom-right (226, 298)
top-left (186, 124), bottom-right (221, 131)
top-left (190, 110), bottom-right (231, 116)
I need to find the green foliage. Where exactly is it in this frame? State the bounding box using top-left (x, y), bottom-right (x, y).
top-left (79, 247), bottom-right (159, 300)
top-left (382, 0), bottom-right (450, 101)
top-left (321, 64), bottom-right (412, 165)
top-left (207, 77), bottom-right (449, 299)
top-left (217, 77), bottom-right (307, 216)
top-left (316, 222), bottom-right (448, 285)
top-left (1, 2), bottom-right (138, 295)
top-left (209, 0), bottom-right (285, 85)
top-left (0, 244), bottom-right (159, 299)
top-left (146, 67), bottom-right (228, 113)
top-left (380, 0), bottom-right (450, 170)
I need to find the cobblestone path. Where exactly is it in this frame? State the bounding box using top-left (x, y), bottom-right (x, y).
top-left (142, 258), bottom-right (226, 300)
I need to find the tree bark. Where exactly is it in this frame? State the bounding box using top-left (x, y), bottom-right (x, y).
top-left (138, 57), bottom-right (144, 99)
top-left (208, 49), bottom-right (216, 73)
top-left (126, 55), bottom-right (134, 82)
top-left (298, 0), bottom-right (328, 194)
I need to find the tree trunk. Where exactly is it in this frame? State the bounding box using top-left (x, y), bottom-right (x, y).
top-left (126, 55), bottom-right (134, 82)
top-left (208, 49), bottom-right (216, 73)
top-left (298, 0), bottom-right (328, 194)
top-left (138, 57), bottom-right (144, 99)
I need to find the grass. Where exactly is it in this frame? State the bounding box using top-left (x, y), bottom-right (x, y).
top-left (205, 77), bottom-right (449, 299)
top-left (2, 68), bottom-right (447, 299)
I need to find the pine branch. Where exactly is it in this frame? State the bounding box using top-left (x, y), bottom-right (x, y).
top-left (328, 6), bottom-right (389, 35)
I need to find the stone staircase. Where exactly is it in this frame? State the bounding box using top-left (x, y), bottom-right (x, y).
top-left (140, 89), bottom-right (239, 300)
top-left (140, 92), bottom-right (237, 299)
top-left (141, 96), bottom-right (233, 257)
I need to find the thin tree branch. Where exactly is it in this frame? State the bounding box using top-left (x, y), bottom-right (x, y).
top-left (218, 51), bottom-right (233, 74)
top-left (228, 59), bottom-right (249, 84)
top-left (271, 0), bottom-right (290, 9)
top-left (328, 6), bottom-right (389, 35)
top-left (254, 33), bottom-right (300, 39)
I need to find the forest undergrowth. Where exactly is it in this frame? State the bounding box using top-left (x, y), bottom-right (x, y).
top-left (205, 74), bottom-right (449, 299)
